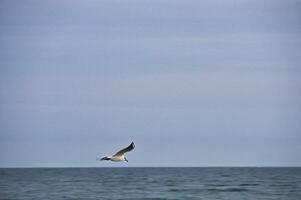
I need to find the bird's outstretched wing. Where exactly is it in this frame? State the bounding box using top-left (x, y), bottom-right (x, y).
top-left (113, 142), bottom-right (135, 156)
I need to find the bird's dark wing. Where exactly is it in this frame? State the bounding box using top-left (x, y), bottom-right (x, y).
top-left (113, 142), bottom-right (135, 156)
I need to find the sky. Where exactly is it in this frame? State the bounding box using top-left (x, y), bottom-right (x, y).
top-left (0, 0), bottom-right (300, 167)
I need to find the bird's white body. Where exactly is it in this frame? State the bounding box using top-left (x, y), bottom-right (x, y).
top-left (109, 155), bottom-right (126, 162)
top-left (98, 142), bottom-right (135, 163)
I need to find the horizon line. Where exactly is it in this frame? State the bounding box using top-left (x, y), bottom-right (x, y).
top-left (1, 166), bottom-right (301, 169)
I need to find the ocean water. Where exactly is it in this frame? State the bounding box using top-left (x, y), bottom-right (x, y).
top-left (0, 167), bottom-right (300, 200)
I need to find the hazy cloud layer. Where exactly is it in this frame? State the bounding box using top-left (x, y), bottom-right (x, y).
top-left (0, 0), bottom-right (300, 167)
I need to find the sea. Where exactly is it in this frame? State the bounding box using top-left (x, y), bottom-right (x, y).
top-left (0, 167), bottom-right (300, 200)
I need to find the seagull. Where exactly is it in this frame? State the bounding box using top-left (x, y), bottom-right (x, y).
top-left (98, 142), bottom-right (135, 162)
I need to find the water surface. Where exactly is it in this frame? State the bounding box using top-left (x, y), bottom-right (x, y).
top-left (1, 167), bottom-right (300, 199)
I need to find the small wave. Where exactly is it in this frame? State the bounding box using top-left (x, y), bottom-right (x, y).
top-left (168, 188), bottom-right (191, 192)
top-left (169, 188), bottom-right (180, 192)
top-left (121, 198), bottom-right (179, 200)
top-left (239, 183), bottom-right (259, 186)
top-left (207, 187), bottom-right (249, 192)
top-left (219, 174), bottom-right (231, 177)
top-left (269, 184), bottom-right (294, 187)
top-left (205, 184), bottom-right (227, 187)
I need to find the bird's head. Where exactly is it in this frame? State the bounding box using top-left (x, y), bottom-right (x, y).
top-left (124, 157), bottom-right (128, 162)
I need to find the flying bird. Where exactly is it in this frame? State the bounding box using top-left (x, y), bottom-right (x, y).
top-left (98, 142), bottom-right (135, 162)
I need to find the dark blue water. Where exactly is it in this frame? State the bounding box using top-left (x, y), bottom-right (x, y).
top-left (0, 167), bottom-right (300, 200)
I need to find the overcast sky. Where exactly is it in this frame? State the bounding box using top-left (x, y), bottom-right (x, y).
top-left (0, 0), bottom-right (300, 167)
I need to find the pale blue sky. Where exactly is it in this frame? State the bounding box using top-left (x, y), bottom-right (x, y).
top-left (0, 0), bottom-right (300, 167)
